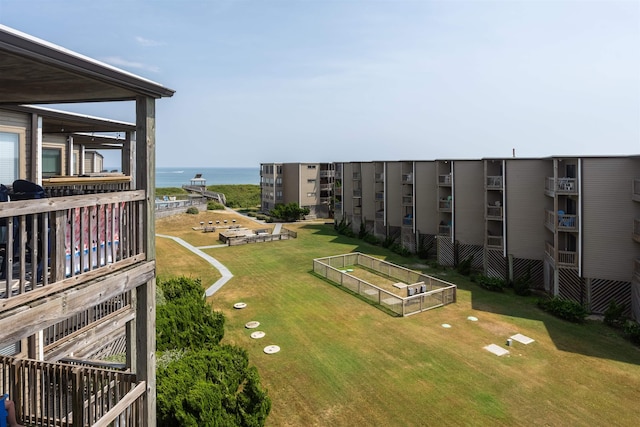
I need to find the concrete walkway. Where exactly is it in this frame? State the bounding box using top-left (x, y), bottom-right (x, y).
top-left (272, 223), bottom-right (283, 234)
top-left (156, 234), bottom-right (233, 297)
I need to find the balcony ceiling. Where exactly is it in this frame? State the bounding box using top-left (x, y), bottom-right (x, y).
top-left (0, 25), bottom-right (174, 105)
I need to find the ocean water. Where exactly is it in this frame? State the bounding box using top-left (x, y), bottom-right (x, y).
top-left (155, 167), bottom-right (259, 188)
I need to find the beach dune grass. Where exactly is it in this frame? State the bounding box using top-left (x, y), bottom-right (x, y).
top-left (156, 216), bottom-right (640, 426)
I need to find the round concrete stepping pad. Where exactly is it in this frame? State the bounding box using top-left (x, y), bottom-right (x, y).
top-left (245, 321), bottom-right (260, 329)
top-left (264, 345), bottom-right (280, 354)
top-left (441, 323), bottom-right (452, 328)
top-left (250, 331), bottom-right (265, 339)
top-left (234, 302), bottom-right (247, 309)
top-left (467, 316), bottom-right (478, 321)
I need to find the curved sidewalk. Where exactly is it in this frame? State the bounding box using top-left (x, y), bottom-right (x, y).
top-left (156, 234), bottom-right (233, 297)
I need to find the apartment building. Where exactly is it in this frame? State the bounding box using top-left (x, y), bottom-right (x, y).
top-left (260, 162), bottom-right (335, 218)
top-left (330, 156), bottom-right (640, 319)
top-left (0, 25), bottom-right (174, 425)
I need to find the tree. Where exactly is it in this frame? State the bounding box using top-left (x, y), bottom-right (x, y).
top-left (270, 202), bottom-right (310, 222)
top-left (156, 277), bottom-right (271, 426)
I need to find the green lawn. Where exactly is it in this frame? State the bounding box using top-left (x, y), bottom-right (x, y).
top-left (156, 216), bottom-right (640, 427)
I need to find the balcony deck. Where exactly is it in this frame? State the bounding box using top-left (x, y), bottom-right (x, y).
top-left (1, 355), bottom-right (144, 427)
top-left (0, 187), bottom-right (152, 349)
top-left (545, 177), bottom-right (578, 196)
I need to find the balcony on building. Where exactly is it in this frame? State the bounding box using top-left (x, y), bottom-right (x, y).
top-left (545, 177), bottom-right (578, 196)
top-left (402, 173), bottom-right (413, 184)
top-left (634, 218), bottom-right (640, 243)
top-left (545, 241), bottom-right (577, 268)
top-left (544, 209), bottom-right (578, 232)
top-left (635, 258), bottom-right (640, 281)
top-left (438, 174), bottom-right (452, 186)
top-left (486, 175), bottom-right (503, 190)
top-left (633, 178), bottom-right (640, 202)
top-left (375, 172), bottom-right (384, 182)
top-left (438, 197), bottom-right (452, 212)
top-left (402, 195), bottom-right (413, 206)
top-left (353, 189), bottom-right (362, 198)
top-left (375, 209), bottom-right (384, 220)
top-left (353, 206), bottom-right (362, 216)
top-left (403, 213), bottom-right (413, 227)
top-left (438, 223), bottom-right (451, 237)
top-left (486, 233), bottom-right (503, 249)
top-left (486, 201), bottom-right (503, 220)
top-left (352, 172), bottom-right (361, 180)
top-left (375, 191), bottom-right (384, 201)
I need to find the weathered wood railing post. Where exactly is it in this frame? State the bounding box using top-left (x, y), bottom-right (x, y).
top-left (72, 367), bottom-right (84, 427)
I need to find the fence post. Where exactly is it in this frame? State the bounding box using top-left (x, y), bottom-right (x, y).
top-left (11, 359), bottom-right (21, 424)
top-left (72, 367), bottom-right (84, 427)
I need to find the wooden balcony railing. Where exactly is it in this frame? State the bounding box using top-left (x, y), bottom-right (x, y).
top-left (438, 174), bottom-right (451, 186)
top-left (633, 218), bottom-right (640, 243)
top-left (438, 225), bottom-right (451, 236)
top-left (544, 209), bottom-right (556, 231)
top-left (486, 205), bottom-right (503, 219)
top-left (1, 355), bottom-right (144, 427)
top-left (375, 192), bottom-right (384, 200)
top-left (633, 179), bottom-right (640, 202)
top-left (486, 175), bottom-right (503, 189)
top-left (402, 195), bottom-right (413, 205)
top-left (319, 170), bottom-right (335, 178)
top-left (375, 173), bottom-right (384, 182)
top-left (545, 177), bottom-right (578, 195)
top-left (43, 176), bottom-right (131, 197)
top-left (352, 172), bottom-right (361, 180)
top-left (352, 189), bottom-right (362, 198)
top-left (43, 291), bottom-right (131, 349)
top-left (438, 199), bottom-right (451, 212)
top-left (487, 234), bottom-right (503, 248)
top-left (353, 206), bottom-right (362, 216)
top-left (545, 241), bottom-right (577, 267)
top-left (558, 213), bottom-right (578, 231)
top-left (1, 190), bottom-right (146, 306)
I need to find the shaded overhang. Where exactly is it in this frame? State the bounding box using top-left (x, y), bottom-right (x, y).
top-left (0, 24), bottom-right (175, 105)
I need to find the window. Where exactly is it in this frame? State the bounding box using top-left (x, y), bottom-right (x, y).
top-left (307, 192), bottom-right (316, 197)
top-left (307, 179), bottom-right (316, 184)
top-left (0, 131), bottom-right (19, 184)
top-left (42, 148), bottom-right (62, 177)
top-left (307, 165), bottom-right (316, 169)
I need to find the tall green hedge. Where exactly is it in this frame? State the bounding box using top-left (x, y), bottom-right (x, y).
top-left (156, 277), bottom-right (271, 426)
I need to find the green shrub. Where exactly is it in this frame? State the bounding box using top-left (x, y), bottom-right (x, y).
top-left (382, 236), bottom-right (396, 249)
top-left (207, 201), bottom-right (225, 210)
top-left (417, 238), bottom-right (433, 260)
top-left (248, 212), bottom-right (256, 217)
top-left (623, 321), bottom-right (640, 345)
top-left (390, 243), bottom-right (411, 257)
top-left (456, 255), bottom-right (473, 276)
top-left (358, 222), bottom-right (368, 239)
top-left (475, 275), bottom-right (506, 292)
top-left (363, 234), bottom-right (380, 245)
top-left (512, 264), bottom-right (532, 296)
top-left (185, 207), bottom-right (199, 215)
top-left (537, 297), bottom-right (587, 323)
top-left (604, 300), bottom-right (626, 328)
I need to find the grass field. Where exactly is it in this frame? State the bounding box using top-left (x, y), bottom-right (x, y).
top-left (156, 213), bottom-right (640, 426)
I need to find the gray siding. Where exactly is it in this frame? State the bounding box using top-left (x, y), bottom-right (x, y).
top-left (415, 161), bottom-right (437, 234)
top-left (282, 163), bottom-right (300, 204)
top-left (506, 159), bottom-right (550, 259)
top-left (361, 162), bottom-right (375, 221)
top-left (0, 109), bottom-right (31, 180)
top-left (386, 161), bottom-right (402, 227)
top-left (453, 160), bottom-right (484, 244)
top-left (582, 158), bottom-right (638, 281)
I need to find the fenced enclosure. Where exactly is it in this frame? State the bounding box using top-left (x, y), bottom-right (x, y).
top-left (313, 252), bottom-right (456, 316)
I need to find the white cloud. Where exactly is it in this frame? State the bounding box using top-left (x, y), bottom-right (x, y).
top-left (101, 56), bottom-right (160, 73)
top-left (135, 36), bottom-right (164, 47)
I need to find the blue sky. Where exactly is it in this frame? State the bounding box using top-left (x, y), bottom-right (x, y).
top-left (1, 0), bottom-right (638, 167)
